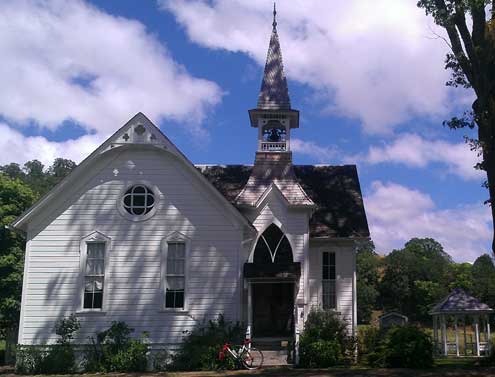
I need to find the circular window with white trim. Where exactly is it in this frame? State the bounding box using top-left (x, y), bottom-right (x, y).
top-left (118, 184), bottom-right (158, 221)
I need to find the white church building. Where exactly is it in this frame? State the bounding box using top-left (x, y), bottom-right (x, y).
top-left (12, 9), bottom-right (369, 359)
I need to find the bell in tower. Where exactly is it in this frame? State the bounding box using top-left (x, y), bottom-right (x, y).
top-left (249, 3), bottom-right (299, 156)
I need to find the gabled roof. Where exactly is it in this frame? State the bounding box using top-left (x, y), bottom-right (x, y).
top-left (430, 288), bottom-right (494, 314)
top-left (11, 113), bottom-right (255, 234)
top-left (379, 311), bottom-right (408, 321)
top-left (197, 164), bottom-right (370, 239)
top-left (256, 8), bottom-right (291, 111)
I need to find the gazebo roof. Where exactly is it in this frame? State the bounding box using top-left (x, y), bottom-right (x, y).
top-left (430, 288), bottom-right (494, 315)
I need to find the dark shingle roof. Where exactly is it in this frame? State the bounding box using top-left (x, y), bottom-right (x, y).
top-left (431, 288), bottom-right (494, 314)
top-left (235, 153), bottom-right (314, 207)
top-left (257, 22), bottom-right (291, 110)
top-left (197, 164), bottom-right (370, 238)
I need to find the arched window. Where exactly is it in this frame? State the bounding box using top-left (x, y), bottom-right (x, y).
top-left (253, 224), bottom-right (293, 264)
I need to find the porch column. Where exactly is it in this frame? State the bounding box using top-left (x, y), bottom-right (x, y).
top-left (454, 316), bottom-right (459, 357)
top-left (247, 282), bottom-right (253, 333)
top-left (433, 315), bottom-right (438, 354)
top-left (464, 316), bottom-right (468, 356)
top-left (487, 315), bottom-right (491, 353)
top-left (475, 316), bottom-right (480, 357)
top-left (441, 315), bottom-right (448, 356)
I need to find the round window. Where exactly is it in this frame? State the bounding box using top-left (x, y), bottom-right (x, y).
top-left (122, 185), bottom-right (155, 216)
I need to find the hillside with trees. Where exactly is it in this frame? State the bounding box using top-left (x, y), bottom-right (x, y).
top-left (358, 238), bottom-right (495, 325)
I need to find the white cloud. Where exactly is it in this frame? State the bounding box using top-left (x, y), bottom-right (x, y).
top-left (0, 123), bottom-right (102, 167)
top-left (365, 181), bottom-right (492, 262)
top-left (161, 0), bottom-right (461, 134)
top-left (291, 138), bottom-right (338, 162)
top-left (351, 133), bottom-right (483, 181)
top-left (0, 0), bottom-right (223, 135)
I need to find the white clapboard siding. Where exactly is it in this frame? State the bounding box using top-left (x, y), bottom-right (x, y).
top-left (20, 148), bottom-right (245, 345)
top-left (308, 242), bottom-right (356, 333)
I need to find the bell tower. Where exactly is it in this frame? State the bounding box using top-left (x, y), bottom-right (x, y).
top-left (248, 3), bottom-right (299, 158)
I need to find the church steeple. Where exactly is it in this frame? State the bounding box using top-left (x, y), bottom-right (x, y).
top-left (236, 5), bottom-right (313, 208)
top-left (257, 3), bottom-right (290, 110)
top-left (249, 3), bottom-right (300, 154)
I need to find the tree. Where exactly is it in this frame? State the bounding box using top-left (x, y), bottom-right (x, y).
top-left (0, 163), bottom-right (25, 180)
top-left (417, 1), bottom-right (495, 252)
top-left (0, 174), bottom-right (37, 331)
top-left (48, 158), bottom-right (76, 178)
top-left (447, 262), bottom-right (474, 291)
top-left (471, 253), bottom-right (495, 306)
top-left (356, 241), bottom-right (381, 324)
top-left (379, 238), bottom-right (452, 322)
top-left (23, 160), bottom-right (44, 178)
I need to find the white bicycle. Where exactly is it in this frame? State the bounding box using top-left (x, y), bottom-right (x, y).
top-left (219, 339), bottom-right (264, 370)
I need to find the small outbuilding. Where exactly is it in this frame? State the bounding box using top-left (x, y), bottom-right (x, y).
top-left (431, 288), bottom-right (493, 357)
top-left (379, 311), bottom-right (408, 329)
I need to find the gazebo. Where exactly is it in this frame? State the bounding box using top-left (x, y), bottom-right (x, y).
top-left (431, 288), bottom-right (493, 357)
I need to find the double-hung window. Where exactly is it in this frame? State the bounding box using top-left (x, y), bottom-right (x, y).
top-left (165, 242), bottom-right (185, 309)
top-left (83, 241), bottom-right (106, 309)
top-left (322, 252), bottom-right (336, 310)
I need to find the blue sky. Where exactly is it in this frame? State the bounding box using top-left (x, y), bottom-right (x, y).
top-left (0, 0), bottom-right (491, 261)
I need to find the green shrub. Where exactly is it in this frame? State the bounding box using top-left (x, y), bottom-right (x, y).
top-left (300, 340), bottom-right (341, 368)
top-left (171, 314), bottom-right (243, 371)
top-left (357, 325), bottom-right (381, 357)
top-left (106, 338), bottom-right (148, 372)
top-left (15, 345), bottom-right (46, 374)
top-left (298, 308), bottom-right (355, 367)
top-left (152, 350), bottom-right (170, 371)
top-left (15, 314), bottom-right (80, 374)
top-left (368, 325), bottom-right (433, 369)
top-left (83, 321), bottom-right (149, 372)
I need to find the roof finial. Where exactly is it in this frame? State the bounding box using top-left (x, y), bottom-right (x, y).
top-left (272, 2), bottom-right (277, 30)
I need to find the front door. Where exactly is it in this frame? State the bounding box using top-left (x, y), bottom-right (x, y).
top-left (253, 282), bottom-right (294, 337)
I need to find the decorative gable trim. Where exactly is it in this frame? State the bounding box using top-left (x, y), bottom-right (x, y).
top-left (255, 183), bottom-right (290, 209)
top-left (11, 113), bottom-right (256, 235)
top-left (79, 230), bottom-right (111, 247)
top-left (163, 231), bottom-right (190, 243)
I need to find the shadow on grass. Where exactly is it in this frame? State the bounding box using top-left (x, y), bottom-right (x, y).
top-left (1, 362), bottom-right (495, 377)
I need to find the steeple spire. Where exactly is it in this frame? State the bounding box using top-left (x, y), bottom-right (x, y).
top-left (256, 3), bottom-right (290, 111)
top-left (272, 2), bottom-right (277, 30)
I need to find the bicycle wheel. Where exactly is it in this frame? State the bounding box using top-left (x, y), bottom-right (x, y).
top-left (241, 347), bottom-right (264, 370)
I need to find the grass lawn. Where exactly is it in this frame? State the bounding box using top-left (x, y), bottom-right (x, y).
top-left (2, 362), bottom-right (495, 377)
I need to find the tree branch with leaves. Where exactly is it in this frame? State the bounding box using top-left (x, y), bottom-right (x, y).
top-left (418, 0), bottom-right (495, 252)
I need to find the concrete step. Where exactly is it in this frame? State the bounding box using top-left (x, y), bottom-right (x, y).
top-left (253, 337), bottom-right (292, 351)
top-left (251, 338), bottom-right (294, 365)
top-left (261, 350), bottom-right (290, 366)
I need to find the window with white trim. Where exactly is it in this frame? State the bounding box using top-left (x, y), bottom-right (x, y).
top-left (165, 242), bottom-right (185, 309)
top-left (122, 184), bottom-right (155, 216)
top-left (83, 242), bottom-right (105, 309)
top-left (322, 252), bottom-right (336, 310)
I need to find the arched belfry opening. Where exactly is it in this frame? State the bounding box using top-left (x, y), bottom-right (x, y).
top-left (253, 224), bottom-right (293, 264)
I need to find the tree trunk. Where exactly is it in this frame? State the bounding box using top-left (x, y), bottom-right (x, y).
top-left (485, 156), bottom-right (495, 254)
top-left (480, 108), bottom-right (495, 254)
